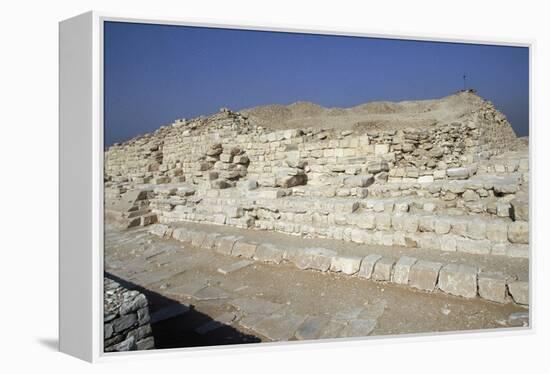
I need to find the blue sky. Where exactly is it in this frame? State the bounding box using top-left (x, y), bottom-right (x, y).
top-left (104, 21), bottom-right (529, 146)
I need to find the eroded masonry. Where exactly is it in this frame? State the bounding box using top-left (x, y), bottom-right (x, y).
top-left (105, 91), bottom-right (529, 320)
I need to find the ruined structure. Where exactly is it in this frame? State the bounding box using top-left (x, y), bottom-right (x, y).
top-left (105, 91), bottom-right (529, 307)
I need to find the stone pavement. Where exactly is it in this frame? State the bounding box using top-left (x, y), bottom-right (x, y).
top-left (105, 223), bottom-right (528, 349)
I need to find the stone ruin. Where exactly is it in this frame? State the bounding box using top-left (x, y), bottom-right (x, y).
top-left (104, 91), bottom-right (529, 306)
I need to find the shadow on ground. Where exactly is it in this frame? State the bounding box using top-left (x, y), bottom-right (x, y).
top-left (105, 272), bottom-right (261, 350)
top-left (37, 338), bottom-right (58, 351)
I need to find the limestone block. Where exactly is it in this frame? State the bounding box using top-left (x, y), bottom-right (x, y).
top-left (292, 247), bottom-right (337, 272)
top-left (375, 213), bottom-right (392, 231)
top-left (508, 280), bottom-right (529, 305)
top-left (418, 232), bottom-right (441, 250)
top-left (506, 244), bottom-right (529, 259)
top-left (372, 257), bottom-right (395, 281)
top-left (350, 228), bottom-right (367, 243)
top-left (190, 231), bottom-right (207, 247)
top-left (408, 260), bottom-right (443, 292)
top-left (219, 153), bottom-right (234, 163)
top-left (392, 256), bottom-right (417, 285)
top-left (254, 243), bottom-right (285, 264)
top-left (394, 202), bottom-right (409, 213)
top-left (357, 213), bottom-right (376, 230)
top-left (496, 203), bottom-right (511, 217)
top-left (419, 216), bottom-right (435, 232)
top-left (343, 175), bottom-right (374, 188)
top-left (450, 218), bottom-right (468, 237)
top-left (466, 219), bottom-right (487, 240)
top-left (403, 215), bottom-right (419, 233)
top-left (511, 195), bottom-right (529, 221)
top-left (211, 179), bottom-right (232, 189)
top-left (374, 144), bottom-right (389, 155)
top-left (202, 233), bottom-right (221, 250)
top-left (231, 241), bottom-right (258, 258)
top-left (224, 206), bottom-right (243, 218)
top-left (508, 221), bottom-right (529, 244)
top-left (278, 174), bottom-right (307, 188)
top-left (423, 202), bottom-right (437, 212)
top-left (456, 237), bottom-right (491, 255)
top-left (358, 254), bottom-right (382, 279)
top-left (438, 264), bottom-right (478, 298)
top-left (330, 255), bottom-right (363, 275)
top-left (447, 167), bottom-right (470, 180)
top-left (150, 224), bottom-right (170, 238)
top-left (233, 155), bottom-right (249, 164)
top-left (258, 188), bottom-right (286, 199)
top-left (367, 160), bottom-right (389, 174)
top-left (434, 170), bottom-right (446, 180)
top-left (463, 189), bottom-right (480, 201)
top-left (494, 182), bottom-right (517, 194)
top-left (215, 235), bottom-right (241, 255)
top-left (478, 272), bottom-right (508, 303)
top-left (440, 234), bottom-right (458, 252)
top-left (486, 221), bottom-right (509, 243)
top-left (418, 175), bottom-right (434, 183)
top-left (434, 219), bottom-right (451, 235)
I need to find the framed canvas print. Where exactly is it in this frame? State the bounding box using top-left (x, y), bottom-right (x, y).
top-left (59, 11), bottom-right (531, 362)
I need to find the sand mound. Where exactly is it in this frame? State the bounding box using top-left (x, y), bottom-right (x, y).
top-left (241, 91), bottom-right (485, 131)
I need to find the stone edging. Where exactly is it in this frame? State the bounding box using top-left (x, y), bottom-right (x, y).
top-left (149, 224), bottom-right (529, 307)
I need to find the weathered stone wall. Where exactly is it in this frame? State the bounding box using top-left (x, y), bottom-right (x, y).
top-left (104, 278), bottom-right (155, 352)
top-left (104, 93), bottom-right (528, 262)
top-left (105, 98), bottom-right (521, 188)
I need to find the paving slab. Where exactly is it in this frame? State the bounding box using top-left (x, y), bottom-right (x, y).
top-left (164, 279), bottom-right (208, 298)
top-left (339, 319), bottom-right (377, 338)
top-left (217, 260), bottom-right (254, 275)
top-left (194, 312), bottom-right (238, 334)
top-left (193, 286), bottom-right (230, 301)
top-left (229, 297), bottom-right (285, 315)
top-left (150, 303), bottom-right (190, 324)
top-left (252, 312), bottom-right (307, 341)
top-left (294, 315), bottom-right (330, 340)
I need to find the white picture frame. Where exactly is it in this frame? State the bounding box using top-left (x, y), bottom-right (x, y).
top-left (59, 10), bottom-right (533, 363)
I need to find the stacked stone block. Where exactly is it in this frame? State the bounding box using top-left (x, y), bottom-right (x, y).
top-left (104, 278), bottom-right (155, 352)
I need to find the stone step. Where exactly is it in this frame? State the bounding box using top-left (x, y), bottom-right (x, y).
top-left (148, 222), bottom-right (529, 306)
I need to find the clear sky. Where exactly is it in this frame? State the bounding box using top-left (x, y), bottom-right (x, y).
top-left (104, 21), bottom-right (529, 146)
